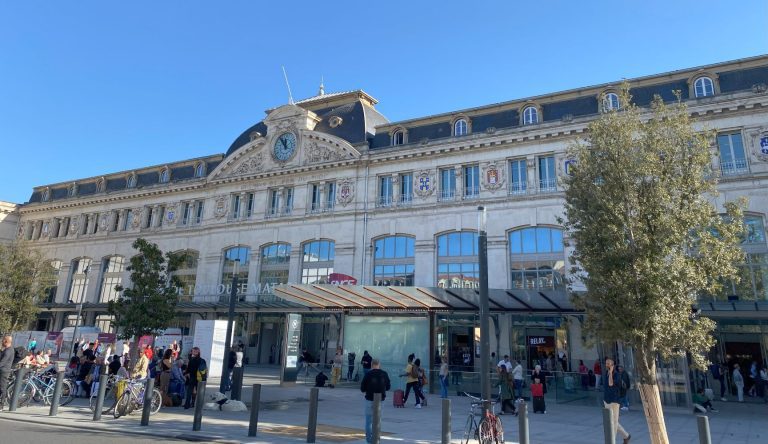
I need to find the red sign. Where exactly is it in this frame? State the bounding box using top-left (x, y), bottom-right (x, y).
top-left (328, 273), bottom-right (357, 285)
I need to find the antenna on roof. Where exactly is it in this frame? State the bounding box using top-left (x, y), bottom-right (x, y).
top-left (318, 75), bottom-right (325, 96)
top-left (282, 66), bottom-right (294, 105)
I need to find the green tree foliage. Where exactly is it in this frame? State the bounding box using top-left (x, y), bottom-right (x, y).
top-left (108, 238), bottom-right (184, 340)
top-left (0, 242), bottom-right (52, 335)
top-left (562, 87), bottom-right (745, 444)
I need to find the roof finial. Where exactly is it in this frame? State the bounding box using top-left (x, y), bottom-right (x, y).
top-left (318, 75), bottom-right (325, 96)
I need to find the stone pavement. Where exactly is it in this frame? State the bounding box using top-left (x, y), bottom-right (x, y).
top-left (0, 366), bottom-right (765, 443)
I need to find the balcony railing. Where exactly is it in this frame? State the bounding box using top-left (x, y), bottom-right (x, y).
top-left (720, 159), bottom-right (749, 177)
top-left (376, 196), bottom-right (394, 208)
top-left (399, 194), bottom-right (413, 206)
top-left (265, 207), bottom-right (294, 219)
top-left (463, 187), bottom-right (480, 200)
top-left (539, 179), bottom-right (557, 193)
top-left (508, 182), bottom-right (527, 195)
top-left (438, 190), bottom-right (456, 202)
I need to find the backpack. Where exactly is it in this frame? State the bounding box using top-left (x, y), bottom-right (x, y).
top-left (12, 346), bottom-right (26, 367)
top-left (197, 359), bottom-right (208, 382)
top-left (410, 364), bottom-right (419, 379)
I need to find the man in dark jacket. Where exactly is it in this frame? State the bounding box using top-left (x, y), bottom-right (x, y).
top-left (360, 358), bottom-right (390, 444)
top-left (0, 335), bottom-right (14, 411)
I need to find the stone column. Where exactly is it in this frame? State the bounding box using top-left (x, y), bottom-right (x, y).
top-left (392, 173), bottom-right (400, 204)
top-left (32, 220), bottom-right (41, 240)
top-left (454, 166), bottom-right (463, 199)
top-left (318, 182), bottom-right (326, 211)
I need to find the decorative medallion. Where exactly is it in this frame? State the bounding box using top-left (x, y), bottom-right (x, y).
top-left (99, 214), bottom-right (108, 232)
top-left (482, 162), bottom-right (505, 192)
top-left (414, 170), bottom-right (435, 198)
top-left (336, 179), bottom-right (355, 207)
top-left (131, 209), bottom-right (142, 228)
top-left (231, 153), bottom-right (265, 176)
top-left (214, 195), bottom-right (228, 219)
top-left (328, 116), bottom-right (343, 128)
top-left (306, 141), bottom-right (344, 164)
top-left (564, 158), bottom-right (577, 176)
top-left (756, 131), bottom-right (768, 162)
top-left (166, 203), bottom-right (177, 223)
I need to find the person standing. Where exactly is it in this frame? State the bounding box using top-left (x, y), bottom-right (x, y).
top-left (497, 355), bottom-right (512, 373)
top-left (512, 360), bottom-right (524, 400)
top-left (132, 348), bottom-right (150, 379)
top-left (361, 350), bottom-right (373, 377)
top-left (594, 359), bottom-right (603, 391)
top-left (184, 347), bottom-right (206, 409)
top-left (604, 358), bottom-right (631, 444)
top-left (733, 363), bottom-right (744, 402)
top-left (360, 358), bottom-right (390, 444)
top-left (0, 336), bottom-right (14, 411)
top-left (617, 365), bottom-right (631, 411)
top-left (709, 361), bottom-right (727, 401)
top-left (331, 348), bottom-right (343, 388)
top-left (347, 351), bottom-right (356, 381)
top-left (402, 354), bottom-right (424, 408)
top-left (439, 356), bottom-right (449, 399)
top-left (495, 366), bottom-right (516, 415)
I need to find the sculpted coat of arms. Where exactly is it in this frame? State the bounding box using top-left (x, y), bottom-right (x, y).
top-left (214, 195), bottom-right (228, 219)
top-left (752, 130), bottom-right (768, 162)
top-left (131, 209), bottom-right (143, 229)
top-left (482, 162), bottom-right (505, 192)
top-left (336, 179), bottom-right (355, 207)
top-left (414, 170), bottom-right (435, 198)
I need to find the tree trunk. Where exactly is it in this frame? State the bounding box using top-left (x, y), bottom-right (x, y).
top-left (635, 347), bottom-right (669, 444)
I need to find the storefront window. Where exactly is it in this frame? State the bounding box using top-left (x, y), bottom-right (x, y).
top-left (509, 227), bottom-right (565, 290)
top-left (373, 235), bottom-right (415, 286)
top-left (437, 231), bottom-right (478, 289)
top-left (301, 240), bottom-right (334, 284)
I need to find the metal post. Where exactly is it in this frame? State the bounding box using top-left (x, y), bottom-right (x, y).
top-left (307, 387), bottom-right (319, 443)
top-left (9, 368), bottom-right (27, 411)
top-left (231, 366), bottom-right (244, 400)
top-left (603, 407), bottom-right (616, 444)
top-left (697, 415), bottom-right (712, 444)
top-left (140, 377), bottom-right (155, 426)
top-left (372, 393), bottom-right (382, 444)
top-left (92, 374), bottom-right (109, 421)
top-left (49, 371), bottom-right (65, 416)
top-left (192, 381), bottom-right (206, 431)
top-left (248, 384), bottom-right (261, 437)
top-left (518, 400), bottom-right (529, 444)
top-left (219, 260), bottom-right (239, 394)
top-left (477, 206), bottom-right (491, 413)
top-left (441, 398), bottom-right (451, 444)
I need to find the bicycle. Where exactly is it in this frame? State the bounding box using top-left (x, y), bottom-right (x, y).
top-left (113, 378), bottom-right (162, 418)
top-left (7, 369), bottom-right (74, 407)
top-left (89, 374), bottom-right (122, 414)
top-left (461, 392), bottom-right (504, 444)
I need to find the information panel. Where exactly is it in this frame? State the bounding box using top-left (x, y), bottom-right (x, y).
top-left (280, 314), bottom-right (302, 385)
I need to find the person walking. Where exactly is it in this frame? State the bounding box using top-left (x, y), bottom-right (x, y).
top-left (604, 358), bottom-right (631, 444)
top-left (360, 358), bottom-right (390, 444)
top-left (184, 347), bottom-right (206, 409)
top-left (402, 354), bottom-right (424, 408)
top-left (439, 356), bottom-right (449, 399)
top-left (733, 363), bottom-right (744, 402)
top-left (331, 348), bottom-right (343, 388)
top-left (0, 335), bottom-right (14, 411)
top-left (709, 361), bottom-right (727, 401)
top-left (594, 360), bottom-right (603, 391)
top-left (495, 366), bottom-right (516, 415)
top-left (512, 360), bottom-right (524, 400)
top-left (347, 351), bottom-right (356, 381)
top-left (617, 364), bottom-right (631, 411)
top-left (361, 350), bottom-right (373, 377)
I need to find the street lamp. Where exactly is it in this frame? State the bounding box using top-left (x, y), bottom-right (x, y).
top-left (219, 258), bottom-right (240, 393)
top-left (477, 206), bottom-right (491, 413)
top-left (70, 264), bottom-right (90, 357)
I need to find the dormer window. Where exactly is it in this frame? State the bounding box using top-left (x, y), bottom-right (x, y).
top-left (454, 119), bottom-right (468, 136)
top-left (195, 162), bottom-right (206, 178)
top-left (41, 188), bottom-right (50, 202)
top-left (602, 92), bottom-right (620, 112)
top-left (694, 76), bottom-right (715, 98)
top-left (392, 129), bottom-right (405, 146)
top-left (159, 168), bottom-right (170, 183)
top-left (523, 106), bottom-right (539, 125)
top-left (96, 178), bottom-right (105, 192)
top-left (68, 183), bottom-right (77, 197)
top-left (127, 174), bottom-right (137, 189)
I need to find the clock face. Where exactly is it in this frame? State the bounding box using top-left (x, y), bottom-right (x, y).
top-left (273, 132), bottom-right (297, 161)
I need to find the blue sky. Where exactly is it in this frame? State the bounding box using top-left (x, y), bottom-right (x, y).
top-left (1, 1), bottom-right (766, 204)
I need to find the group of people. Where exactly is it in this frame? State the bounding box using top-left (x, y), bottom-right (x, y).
top-left (709, 359), bottom-right (768, 403)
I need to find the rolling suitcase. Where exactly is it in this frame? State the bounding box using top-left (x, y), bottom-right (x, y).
top-left (393, 389), bottom-right (405, 408)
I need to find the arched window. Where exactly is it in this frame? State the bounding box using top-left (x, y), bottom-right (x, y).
top-left (523, 106), bottom-right (539, 125)
top-left (41, 189), bottom-right (50, 202)
top-left (437, 231), bottom-right (478, 289)
top-left (392, 129), bottom-right (405, 146)
top-left (126, 174), bottom-right (137, 189)
top-left (99, 256), bottom-right (125, 303)
top-left (173, 250), bottom-right (199, 300)
top-left (259, 243), bottom-right (292, 291)
top-left (373, 235), bottom-right (415, 286)
top-left (221, 246), bottom-right (250, 296)
top-left (159, 168), bottom-right (170, 183)
top-left (509, 227), bottom-right (565, 290)
top-left (195, 162), bottom-right (206, 178)
top-left (44, 260), bottom-right (63, 303)
top-left (694, 77), bottom-right (715, 98)
top-left (68, 183), bottom-right (77, 197)
top-left (96, 178), bottom-right (105, 192)
top-left (67, 258), bottom-right (92, 303)
top-left (603, 92), bottom-right (620, 112)
top-left (301, 240), bottom-right (335, 284)
top-left (454, 119), bottom-right (468, 136)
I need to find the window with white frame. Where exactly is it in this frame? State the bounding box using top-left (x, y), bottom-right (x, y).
top-left (231, 194), bottom-right (241, 219)
top-left (67, 258), bottom-right (92, 303)
top-left (509, 227), bottom-right (565, 290)
top-left (454, 119), bottom-right (468, 136)
top-left (374, 235), bottom-right (415, 286)
top-left (310, 184), bottom-right (322, 212)
top-left (245, 192), bottom-right (255, 218)
top-left (743, 215), bottom-right (767, 245)
top-left (717, 132), bottom-right (748, 176)
top-left (392, 129), bottom-right (405, 146)
top-left (44, 260), bottom-right (63, 303)
top-left (464, 164), bottom-right (480, 198)
top-left (173, 250), bottom-right (199, 300)
top-left (538, 156), bottom-right (556, 191)
top-left (195, 162), bottom-right (206, 178)
top-left (603, 92), bottom-right (620, 111)
top-left (437, 231), bottom-right (479, 289)
top-left (301, 240), bottom-right (335, 284)
top-left (99, 256), bottom-right (125, 303)
top-left (694, 77), bottom-right (715, 98)
top-left (194, 200), bottom-right (204, 224)
top-left (379, 176), bottom-right (393, 206)
top-left (68, 183), bottom-right (77, 197)
top-left (523, 106), bottom-right (539, 125)
top-left (95, 315), bottom-right (115, 334)
top-left (509, 159), bottom-right (527, 194)
top-left (439, 168), bottom-right (456, 200)
top-left (400, 173), bottom-right (413, 203)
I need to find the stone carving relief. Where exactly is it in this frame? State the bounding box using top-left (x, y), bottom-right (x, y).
top-left (131, 208), bottom-right (142, 229)
top-left (41, 220), bottom-right (51, 239)
top-left (305, 141), bottom-right (345, 164)
top-left (231, 152), bottom-right (265, 176)
top-left (336, 178), bottom-right (355, 207)
top-left (214, 195), bottom-right (228, 219)
top-left (166, 203), bottom-right (178, 224)
top-left (17, 224), bottom-right (24, 239)
top-left (748, 129), bottom-right (768, 162)
top-left (414, 170), bottom-right (435, 198)
top-left (69, 218), bottom-right (79, 235)
top-left (482, 162), bottom-right (505, 192)
top-left (99, 213), bottom-right (109, 232)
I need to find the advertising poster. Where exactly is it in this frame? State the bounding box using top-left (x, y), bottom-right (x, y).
top-left (44, 332), bottom-right (63, 358)
top-left (97, 333), bottom-right (116, 357)
top-left (193, 320), bottom-right (230, 378)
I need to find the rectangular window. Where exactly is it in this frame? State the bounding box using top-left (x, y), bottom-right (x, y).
top-left (284, 188), bottom-right (294, 214)
top-left (181, 203), bottom-right (191, 226)
top-left (111, 212), bottom-right (119, 232)
top-left (158, 206), bottom-right (166, 227)
top-left (232, 194), bottom-right (241, 219)
top-left (310, 184), bottom-right (321, 212)
top-left (509, 159), bottom-right (527, 194)
top-left (379, 176), bottom-right (393, 206)
top-left (439, 168), bottom-right (456, 200)
top-left (123, 210), bottom-right (133, 231)
top-left (464, 165), bottom-right (480, 198)
top-left (81, 215), bottom-right (89, 235)
top-left (400, 173), bottom-right (412, 203)
top-left (325, 182), bottom-right (336, 210)
top-left (538, 156), bottom-right (556, 191)
top-left (145, 207), bottom-right (153, 228)
top-left (93, 214), bottom-right (99, 234)
top-left (718, 132), bottom-right (748, 176)
top-left (246, 193), bottom-right (255, 218)
top-left (195, 200), bottom-right (204, 224)
top-left (269, 189), bottom-right (280, 216)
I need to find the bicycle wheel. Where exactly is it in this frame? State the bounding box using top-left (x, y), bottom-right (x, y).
top-left (113, 391), bottom-right (130, 419)
top-left (59, 380), bottom-right (74, 406)
top-left (462, 415), bottom-right (476, 444)
top-left (478, 419), bottom-right (495, 444)
top-left (492, 415), bottom-right (504, 443)
top-left (17, 384), bottom-right (34, 407)
top-left (149, 389), bottom-right (162, 414)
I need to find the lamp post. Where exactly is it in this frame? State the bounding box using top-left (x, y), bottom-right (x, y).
top-left (477, 206), bottom-right (491, 414)
top-left (220, 258), bottom-right (240, 393)
top-left (70, 265), bottom-right (90, 357)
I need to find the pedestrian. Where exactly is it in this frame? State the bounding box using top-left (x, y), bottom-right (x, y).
top-left (225, 347), bottom-right (237, 391)
top-left (77, 355), bottom-right (96, 397)
top-left (604, 358), bottom-right (631, 444)
top-left (748, 361), bottom-right (758, 397)
top-left (578, 360), bottom-right (589, 390)
top-left (594, 359), bottom-right (602, 390)
top-left (183, 346), bottom-right (206, 409)
top-left (360, 358), bottom-right (390, 444)
top-left (709, 361), bottom-right (727, 401)
top-left (531, 364), bottom-right (548, 394)
top-left (132, 347), bottom-right (150, 379)
top-left (347, 351), bottom-right (357, 381)
top-left (170, 340), bottom-right (180, 360)
top-left (402, 353), bottom-right (424, 408)
top-left (331, 348), bottom-right (343, 388)
top-left (439, 355), bottom-right (449, 399)
top-left (361, 350), bottom-right (373, 377)
top-left (108, 354), bottom-right (122, 375)
top-left (693, 387), bottom-right (718, 413)
top-left (494, 366), bottom-right (516, 415)
top-left (414, 358), bottom-right (427, 405)
top-left (170, 358), bottom-right (186, 398)
top-left (0, 335), bottom-right (14, 411)
top-left (512, 359), bottom-right (524, 400)
top-left (158, 349), bottom-right (173, 395)
top-left (28, 338), bottom-right (37, 353)
top-left (733, 363), bottom-right (744, 402)
top-left (617, 365), bottom-right (631, 410)
top-left (497, 355), bottom-right (512, 373)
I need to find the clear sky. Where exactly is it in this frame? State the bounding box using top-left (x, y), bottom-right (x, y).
top-left (1, 1), bottom-right (766, 204)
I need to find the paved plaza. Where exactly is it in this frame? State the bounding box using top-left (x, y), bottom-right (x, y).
top-left (0, 367), bottom-right (765, 443)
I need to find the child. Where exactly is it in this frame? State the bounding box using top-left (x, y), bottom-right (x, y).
top-left (531, 377), bottom-right (546, 414)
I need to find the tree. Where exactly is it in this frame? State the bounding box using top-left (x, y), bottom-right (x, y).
top-left (0, 242), bottom-right (53, 335)
top-left (562, 87), bottom-right (745, 444)
top-left (108, 238), bottom-right (184, 343)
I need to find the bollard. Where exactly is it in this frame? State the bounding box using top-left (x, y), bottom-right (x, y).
top-left (602, 407), bottom-right (616, 444)
top-left (92, 374), bottom-right (109, 421)
top-left (248, 383), bottom-right (261, 437)
top-left (231, 367), bottom-right (244, 401)
top-left (697, 415), bottom-right (712, 444)
top-left (49, 372), bottom-right (65, 417)
top-left (140, 377), bottom-right (155, 426)
top-left (372, 393), bottom-right (382, 444)
top-left (9, 368), bottom-right (27, 412)
top-left (307, 387), bottom-right (319, 443)
top-left (518, 400), bottom-right (529, 444)
top-left (441, 398), bottom-right (451, 444)
top-left (192, 381), bottom-right (206, 431)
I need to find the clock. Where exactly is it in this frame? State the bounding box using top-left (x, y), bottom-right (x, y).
top-left (273, 132), bottom-right (297, 161)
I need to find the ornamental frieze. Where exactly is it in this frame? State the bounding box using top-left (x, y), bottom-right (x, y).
top-left (305, 141), bottom-right (345, 164)
top-left (231, 153), bottom-right (265, 177)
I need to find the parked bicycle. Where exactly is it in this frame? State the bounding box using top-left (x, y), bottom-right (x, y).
top-left (89, 374), bottom-right (122, 414)
top-left (6, 369), bottom-right (73, 407)
top-left (113, 378), bottom-right (162, 418)
top-left (462, 392), bottom-right (504, 444)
